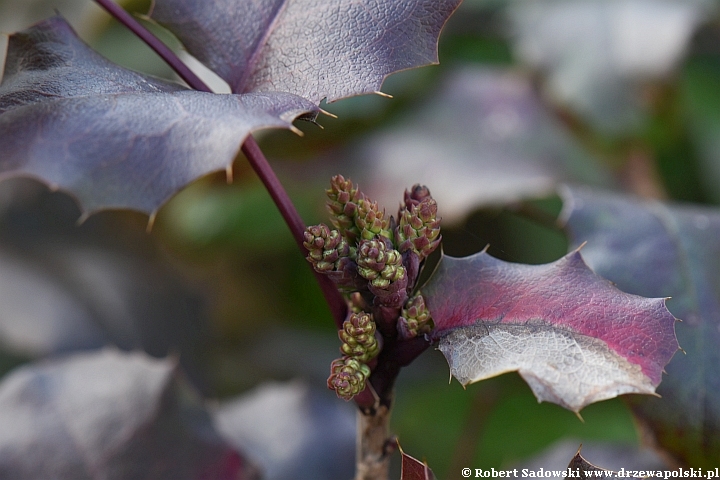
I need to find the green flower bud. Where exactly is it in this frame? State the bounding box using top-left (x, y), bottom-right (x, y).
top-left (356, 198), bottom-right (392, 241)
top-left (356, 238), bottom-right (406, 289)
top-left (396, 195), bottom-right (441, 259)
top-left (326, 175), bottom-right (361, 243)
top-left (327, 356), bottom-right (371, 401)
top-left (303, 224), bottom-right (353, 273)
top-left (398, 294), bottom-right (434, 339)
top-left (339, 312), bottom-right (379, 362)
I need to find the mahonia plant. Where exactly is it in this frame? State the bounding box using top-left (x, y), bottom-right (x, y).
top-left (304, 175), bottom-right (440, 400)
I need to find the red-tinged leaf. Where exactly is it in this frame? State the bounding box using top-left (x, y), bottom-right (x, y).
top-left (560, 186), bottom-right (720, 467)
top-left (149, 0), bottom-right (462, 101)
top-left (0, 16), bottom-right (318, 216)
top-left (0, 349), bottom-right (256, 479)
top-left (422, 249), bottom-right (679, 412)
top-left (399, 443), bottom-right (435, 480)
top-left (567, 447), bottom-right (642, 480)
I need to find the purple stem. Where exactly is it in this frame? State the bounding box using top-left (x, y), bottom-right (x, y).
top-left (94, 0), bottom-right (209, 92)
top-left (93, 0), bottom-right (347, 327)
top-left (241, 138), bottom-right (348, 325)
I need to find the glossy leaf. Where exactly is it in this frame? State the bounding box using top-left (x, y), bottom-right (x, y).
top-left (0, 16), bottom-right (317, 215)
top-left (422, 249), bottom-right (678, 412)
top-left (149, 0), bottom-right (462, 101)
top-left (560, 186), bottom-right (720, 467)
top-left (0, 349), bottom-right (251, 479)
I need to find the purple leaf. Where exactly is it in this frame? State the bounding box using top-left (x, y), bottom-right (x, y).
top-left (567, 447), bottom-right (642, 480)
top-left (149, 0), bottom-right (462, 100)
top-left (0, 179), bottom-right (208, 387)
top-left (399, 444), bottom-right (436, 480)
top-left (560, 186), bottom-right (720, 467)
top-left (422, 249), bottom-right (679, 412)
top-left (213, 380), bottom-right (356, 480)
top-left (0, 16), bottom-right (318, 215)
top-left (0, 349), bottom-right (254, 479)
top-left (271, 68), bottom-right (613, 225)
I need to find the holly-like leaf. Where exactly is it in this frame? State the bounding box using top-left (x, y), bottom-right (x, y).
top-left (560, 186), bottom-right (720, 467)
top-left (567, 447), bottom-right (642, 480)
top-left (399, 442), bottom-right (435, 480)
top-left (149, 0), bottom-right (462, 100)
top-left (422, 249), bottom-right (679, 412)
top-left (0, 16), bottom-right (317, 216)
top-left (0, 348), bottom-right (253, 479)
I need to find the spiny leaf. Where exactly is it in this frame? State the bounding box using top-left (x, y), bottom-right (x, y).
top-left (567, 447), bottom-right (642, 480)
top-left (399, 442), bottom-right (435, 480)
top-left (149, 0), bottom-right (462, 100)
top-left (0, 16), bottom-right (318, 216)
top-left (561, 186), bottom-right (720, 467)
top-left (422, 249), bottom-right (679, 412)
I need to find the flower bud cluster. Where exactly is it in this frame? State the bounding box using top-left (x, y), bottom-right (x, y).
top-left (396, 187), bottom-right (441, 259)
top-left (339, 312), bottom-right (379, 362)
top-left (303, 223), bottom-right (353, 273)
top-left (398, 294), bottom-right (434, 339)
top-left (306, 175), bottom-right (441, 401)
top-left (327, 356), bottom-right (371, 401)
top-left (326, 175), bottom-right (361, 243)
top-left (356, 238), bottom-right (405, 289)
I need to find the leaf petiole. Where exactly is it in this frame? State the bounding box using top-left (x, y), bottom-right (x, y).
top-left (92, 0), bottom-right (347, 327)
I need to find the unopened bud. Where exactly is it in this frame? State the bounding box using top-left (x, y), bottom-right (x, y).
top-left (398, 294), bottom-right (434, 339)
top-left (340, 312), bottom-right (379, 362)
top-left (356, 238), bottom-right (406, 289)
top-left (327, 356), bottom-right (371, 401)
top-left (396, 194), bottom-right (441, 259)
top-left (326, 175), bottom-right (362, 243)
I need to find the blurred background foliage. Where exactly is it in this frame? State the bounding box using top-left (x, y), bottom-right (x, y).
top-left (2, 0), bottom-right (719, 477)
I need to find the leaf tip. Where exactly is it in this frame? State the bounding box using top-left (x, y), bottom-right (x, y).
top-left (75, 212), bottom-right (90, 227)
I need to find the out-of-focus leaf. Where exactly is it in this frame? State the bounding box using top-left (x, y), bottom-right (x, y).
top-left (514, 439), bottom-right (666, 479)
top-left (213, 380), bottom-right (355, 480)
top-left (346, 67), bottom-right (612, 224)
top-left (0, 0), bottom-right (103, 36)
top-left (0, 178), bottom-right (208, 386)
top-left (0, 16), bottom-right (317, 216)
top-left (149, 0), bottom-right (462, 101)
top-left (560, 186), bottom-right (720, 467)
top-left (399, 443), bottom-right (436, 480)
top-left (507, 0), bottom-right (712, 133)
top-left (0, 348), bottom-right (254, 479)
top-left (421, 248), bottom-right (678, 412)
